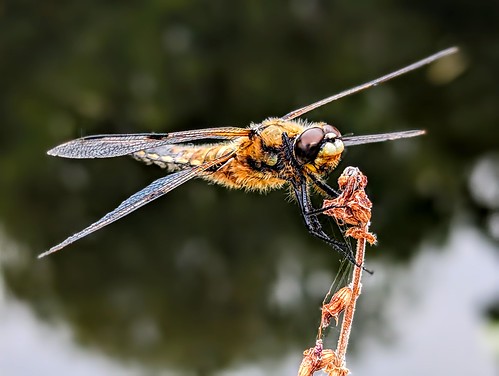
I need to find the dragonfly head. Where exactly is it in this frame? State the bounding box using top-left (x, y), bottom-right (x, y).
top-left (293, 124), bottom-right (425, 174)
top-left (293, 124), bottom-right (345, 166)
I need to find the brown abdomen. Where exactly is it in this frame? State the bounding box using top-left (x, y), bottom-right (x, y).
top-left (133, 143), bottom-right (236, 172)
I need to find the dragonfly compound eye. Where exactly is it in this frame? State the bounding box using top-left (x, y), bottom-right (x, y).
top-left (294, 127), bottom-right (325, 164)
top-left (323, 124), bottom-right (341, 138)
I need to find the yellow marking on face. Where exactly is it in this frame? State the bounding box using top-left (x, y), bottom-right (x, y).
top-left (318, 139), bottom-right (344, 158)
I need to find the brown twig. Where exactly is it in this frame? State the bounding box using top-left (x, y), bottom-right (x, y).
top-left (335, 221), bottom-right (368, 365)
top-left (298, 167), bottom-right (376, 376)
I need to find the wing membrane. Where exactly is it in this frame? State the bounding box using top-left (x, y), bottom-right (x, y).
top-left (48, 127), bottom-right (250, 159)
top-left (281, 47), bottom-right (458, 120)
top-left (38, 151), bottom-right (234, 258)
top-left (342, 129), bottom-right (425, 147)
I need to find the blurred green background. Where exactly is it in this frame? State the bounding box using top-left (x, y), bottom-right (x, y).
top-left (1, 1), bottom-right (498, 375)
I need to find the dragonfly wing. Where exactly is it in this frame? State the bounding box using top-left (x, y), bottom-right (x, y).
top-left (39, 152), bottom-right (234, 258)
top-left (281, 47), bottom-right (458, 120)
top-left (341, 129), bottom-right (425, 147)
top-left (48, 127), bottom-right (250, 159)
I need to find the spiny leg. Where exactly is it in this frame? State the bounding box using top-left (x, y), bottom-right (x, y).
top-left (293, 182), bottom-right (357, 265)
top-left (281, 132), bottom-right (356, 264)
top-left (306, 173), bottom-right (339, 198)
top-left (306, 202), bottom-right (342, 216)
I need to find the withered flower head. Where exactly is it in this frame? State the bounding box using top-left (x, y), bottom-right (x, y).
top-left (321, 286), bottom-right (353, 327)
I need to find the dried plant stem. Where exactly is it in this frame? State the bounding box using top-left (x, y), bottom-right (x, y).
top-left (298, 167), bottom-right (375, 376)
top-left (335, 224), bottom-right (367, 364)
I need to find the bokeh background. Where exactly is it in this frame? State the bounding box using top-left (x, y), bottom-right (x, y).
top-left (1, 1), bottom-right (498, 375)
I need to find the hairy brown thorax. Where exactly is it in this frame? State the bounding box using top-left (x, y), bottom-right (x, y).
top-left (133, 118), bottom-right (344, 192)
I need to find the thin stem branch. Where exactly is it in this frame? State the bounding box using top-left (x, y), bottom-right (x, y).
top-left (335, 224), bottom-right (367, 363)
top-left (298, 167), bottom-right (374, 376)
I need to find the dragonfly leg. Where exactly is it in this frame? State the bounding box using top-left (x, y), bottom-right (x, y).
top-left (281, 132), bottom-right (358, 266)
top-left (307, 174), bottom-right (339, 198)
top-left (294, 183), bottom-right (358, 266)
top-left (306, 203), bottom-right (342, 216)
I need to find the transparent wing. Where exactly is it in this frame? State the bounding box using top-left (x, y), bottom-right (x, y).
top-left (48, 127), bottom-right (250, 159)
top-left (39, 152), bottom-right (234, 258)
top-left (281, 47), bottom-right (458, 120)
top-left (341, 129), bottom-right (425, 147)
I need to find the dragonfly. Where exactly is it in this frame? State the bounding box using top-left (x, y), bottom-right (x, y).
top-left (39, 47), bottom-right (458, 264)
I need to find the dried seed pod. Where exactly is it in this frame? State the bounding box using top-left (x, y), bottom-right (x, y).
top-left (322, 167), bottom-right (377, 243)
top-left (321, 286), bottom-right (353, 327)
top-left (298, 343), bottom-right (340, 376)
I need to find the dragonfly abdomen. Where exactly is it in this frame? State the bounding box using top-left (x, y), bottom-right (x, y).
top-left (133, 144), bottom-right (236, 172)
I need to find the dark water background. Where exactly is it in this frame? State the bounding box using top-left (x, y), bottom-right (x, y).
top-left (1, 1), bottom-right (498, 375)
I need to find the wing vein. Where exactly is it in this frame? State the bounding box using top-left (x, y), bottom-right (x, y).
top-left (39, 152), bottom-right (234, 258)
top-left (48, 127), bottom-right (249, 159)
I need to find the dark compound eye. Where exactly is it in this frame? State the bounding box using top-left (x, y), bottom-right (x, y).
top-left (323, 124), bottom-right (341, 138)
top-left (294, 127), bottom-right (325, 164)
